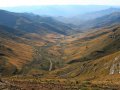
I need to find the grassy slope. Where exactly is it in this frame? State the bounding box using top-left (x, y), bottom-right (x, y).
top-left (0, 16), bottom-right (120, 83)
top-left (49, 25), bottom-right (120, 81)
top-left (0, 28), bottom-right (33, 75)
top-left (63, 25), bottom-right (120, 62)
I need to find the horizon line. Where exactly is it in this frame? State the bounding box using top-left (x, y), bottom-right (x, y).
top-left (0, 4), bottom-right (120, 8)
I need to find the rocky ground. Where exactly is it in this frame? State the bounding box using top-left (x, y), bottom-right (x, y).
top-left (0, 77), bottom-right (120, 90)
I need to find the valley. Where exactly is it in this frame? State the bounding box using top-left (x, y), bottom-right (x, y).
top-left (0, 7), bottom-right (120, 89)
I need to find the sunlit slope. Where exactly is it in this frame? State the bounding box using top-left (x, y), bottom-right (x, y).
top-left (49, 25), bottom-right (120, 79)
top-left (51, 50), bottom-right (120, 80)
top-left (0, 25), bottom-right (33, 75)
top-left (0, 24), bottom-right (65, 76)
top-left (63, 25), bottom-right (120, 63)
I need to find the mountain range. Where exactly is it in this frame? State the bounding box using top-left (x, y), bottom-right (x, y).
top-left (55, 7), bottom-right (120, 25)
top-left (0, 6), bottom-right (120, 89)
top-left (1, 5), bottom-right (112, 16)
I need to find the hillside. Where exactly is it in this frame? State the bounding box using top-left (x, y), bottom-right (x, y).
top-left (50, 25), bottom-right (120, 80)
top-left (79, 12), bottom-right (120, 31)
top-left (0, 24), bottom-right (67, 76)
top-left (55, 8), bottom-right (120, 25)
top-left (0, 10), bottom-right (74, 35)
top-left (0, 8), bottom-right (120, 89)
top-left (0, 9), bottom-right (120, 76)
top-left (0, 25), bottom-right (34, 75)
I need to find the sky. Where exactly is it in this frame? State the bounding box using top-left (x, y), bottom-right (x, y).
top-left (0, 0), bottom-right (120, 7)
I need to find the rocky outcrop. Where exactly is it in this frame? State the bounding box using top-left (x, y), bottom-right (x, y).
top-left (110, 56), bottom-right (120, 75)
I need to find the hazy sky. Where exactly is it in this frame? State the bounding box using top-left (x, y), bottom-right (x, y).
top-left (0, 0), bottom-right (120, 7)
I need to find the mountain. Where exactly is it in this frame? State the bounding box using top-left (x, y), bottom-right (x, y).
top-left (79, 7), bottom-right (120, 21)
top-left (78, 12), bottom-right (120, 31)
top-left (0, 10), bottom-right (67, 76)
top-left (0, 7), bottom-right (120, 89)
top-left (51, 25), bottom-right (120, 80)
top-left (0, 23), bottom-right (65, 76)
top-left (0, 25), bottom-right (34, 76)
top-left (1, 5), bottom-right (111, 16)
top-left (55, 8), bottom-right (120, 25)
top-left (0, 10), bottom-right (74, 35)
top-left (0, 8), bottom-right (120, 76)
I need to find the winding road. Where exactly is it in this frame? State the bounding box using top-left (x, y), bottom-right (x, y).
top-left (49, 59), bottom-right (53, 71)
